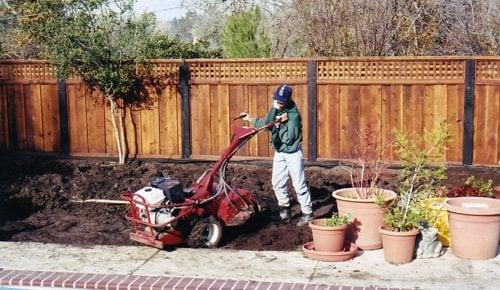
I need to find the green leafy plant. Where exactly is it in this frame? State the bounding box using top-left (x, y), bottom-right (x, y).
top-left (384, 122), bottom-right (452, 232)
top-left (465, 176), bottom-right (493, 195)
top-left (325, 213), bottom-right (351, 227)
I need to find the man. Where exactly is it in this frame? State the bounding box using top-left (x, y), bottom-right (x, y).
top-left (242, 84), bottom-right (313, 227)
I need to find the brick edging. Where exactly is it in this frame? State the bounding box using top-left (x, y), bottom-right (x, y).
top-left (0, 269), bottom-right (410, 290)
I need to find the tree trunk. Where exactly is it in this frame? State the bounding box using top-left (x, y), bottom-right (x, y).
top-left (118, 106), bottom-right (127, 163)
top-left (108, 97), bottom-right (125, 164)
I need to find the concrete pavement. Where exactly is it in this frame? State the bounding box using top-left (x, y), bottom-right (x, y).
top-left (0, 242), bottom-right (499, 289)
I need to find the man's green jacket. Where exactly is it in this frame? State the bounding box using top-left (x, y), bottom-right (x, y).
top-left (252, 101), bottom-right (303, 153)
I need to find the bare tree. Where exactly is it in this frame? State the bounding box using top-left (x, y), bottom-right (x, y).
top-left (181, 0), bottom-right (500, 56)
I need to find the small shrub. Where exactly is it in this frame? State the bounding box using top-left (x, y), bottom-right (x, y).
top-left (325, 213), bottom-right (351, 227)
top-left (447, 176), bottom-right (493, 198)
top-left (384, 121), bottom-right (452, 232)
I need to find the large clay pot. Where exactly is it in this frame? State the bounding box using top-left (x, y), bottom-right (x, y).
top-left (445, 197), bottom-right (500, 260)
top-left (494, 185), bottom-right (500, 199)
top-left (332, 188), bottom-right (397, 250)
top-left (309, 219), bottom-right (348, 252)
top-left (380, 226), bottom-right (419, 264)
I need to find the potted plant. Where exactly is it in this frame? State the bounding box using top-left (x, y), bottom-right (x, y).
top-left (332, 126), bottom-right (397, 250)
top-left (422, 176), bottom-right (495, 247)
top-left (308, 213), bottom-right (351, 252)
top-left (380, 122), bottom-right (451, 264)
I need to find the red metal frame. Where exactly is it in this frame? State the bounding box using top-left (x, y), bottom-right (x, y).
top-left (122, 118), bottom-right (279, 248)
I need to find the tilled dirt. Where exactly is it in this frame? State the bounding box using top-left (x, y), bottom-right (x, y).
top-left (0, 156), bottom-right (498, 251)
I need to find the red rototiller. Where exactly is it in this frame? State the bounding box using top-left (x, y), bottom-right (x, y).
top-left (121, 114), bottom-right (278, 249)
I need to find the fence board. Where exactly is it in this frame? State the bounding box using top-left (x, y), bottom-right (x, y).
top-left (209, 84), bottom-right (220, 155)
top-left (338, 85), bottom-right (350, 158)
top-left (13, 85), bottom-right (26, 150)
top-left (256, 85), bottom-right (269, 157)
top-left (423, 85), bottom-right (435, 134)
top-left (140, 89), bottom-right (160, 155)
top-left (248, 85), bottom-right (259, 156)
top-left (267, 85), bottom-right (275, 157)
top-left (380, 85), bottom-right (392, 159)
top-left (23, 85), bottom-right (35, 150)
top-left (474, 85), bottom-right (499, 165)
top-left (413, 85), bottom-right (425, 137)
top-left (0, 86), bottom-right (8, 149)
top-left (5, 85), bottom-right (17, 150)
top-left (236, 85), bottom-right (249, 156)
top-left (199, 84), bottom-right (211, 155)
top-left (31, 85), bottom-right (44, 151)
top-left (158, 86), bottom-right (180, 157)
top-left (345, 85), bottom-right (361, 158)
top-left (446, 85), bottom-right (464, 162)
top-left (67, 84), bottom-right (78, 152)
top-left (218, 84), bottom-right (230, 155)
top-left (72, 84), bottom-right (88, 152)
top-left (41, 84), bottom-right (59, 152)
top-left (473, 85), bottom-right (487, 164)
top-left (317, 85), bottom-right (328, 158)
top-left (86, 89), bottom-right (105, 153)
top-left (124, 104), bottom-right (141, 157)
top-left (190, 85), bottom-right (201, 156)
top-left (483, 85), bottom-right (498, 165)
top-left (228, 85), bottom-right (242, 156)
top-left (294, 84), bottom-right (309, 159)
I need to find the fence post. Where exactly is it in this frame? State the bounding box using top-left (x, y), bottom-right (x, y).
top-left (462, 59), bottom-right (475, 166)
top-left (179, 61), bottom-right (191, 160)
top-left (307, 59), bottom-right (318, 162)
top-left (57, 79), bottom-right (69, 155)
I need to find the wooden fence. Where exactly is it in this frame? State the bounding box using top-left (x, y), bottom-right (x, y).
top-left (0, 57), bottom-right (498, 166)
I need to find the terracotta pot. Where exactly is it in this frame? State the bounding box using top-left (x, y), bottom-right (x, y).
top-left (308, 219), bottom-right (348, 252)
top-left (380, 226), bottom-right (419, 264)
top-left (494, 185), bottom-right (500, 199)
top-left (332, 188), bottom-right (397, 250)
top-left (445, 197), bottom-right (500, 260)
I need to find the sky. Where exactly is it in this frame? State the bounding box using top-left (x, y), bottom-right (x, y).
top-left (134, 0), bottom-right (188, 21)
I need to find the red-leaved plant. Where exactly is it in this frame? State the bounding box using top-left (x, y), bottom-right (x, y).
top-left (343, 124), bottom-right (393, 199)
top-left (447, 176), bottom-right (494, 198)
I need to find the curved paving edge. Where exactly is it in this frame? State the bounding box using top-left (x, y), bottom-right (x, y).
top-left (0, 269), bottom-right (407, 290)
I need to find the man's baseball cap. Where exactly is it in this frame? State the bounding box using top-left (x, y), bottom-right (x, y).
top-left (273, 84), bottom-right (292, 103)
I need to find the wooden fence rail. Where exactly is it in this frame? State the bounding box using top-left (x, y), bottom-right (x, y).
top-left (0, 57), bottom-right (498, 166)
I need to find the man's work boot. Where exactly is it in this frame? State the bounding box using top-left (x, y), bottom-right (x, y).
top-left (296, 213), bottom-right (314, 227)
top-left (271, 206), bottom-right (291, 222)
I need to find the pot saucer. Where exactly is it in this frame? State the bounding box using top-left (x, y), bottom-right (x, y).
top-left (302, 241), bottom-right (358, 262)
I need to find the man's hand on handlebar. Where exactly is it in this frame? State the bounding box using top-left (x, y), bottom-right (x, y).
top-left (275, 113), bottom-right (288, 123)
top-left (240, 112), bottom-right (251, 122)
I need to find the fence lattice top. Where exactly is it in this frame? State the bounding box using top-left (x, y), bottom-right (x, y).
top-left (0, 61), bottom-right (57, 80)
top-left (1, 58), bottom-right (499, 84)
top-left (188, 60), bottom-right (307, 82)
top-left (317, 60), bottom-right (465, 82)
top-left (476, 60), bottom-right (500, 82)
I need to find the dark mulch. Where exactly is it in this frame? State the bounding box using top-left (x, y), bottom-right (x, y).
top-left (0, 155), bottom-right (498, 251)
